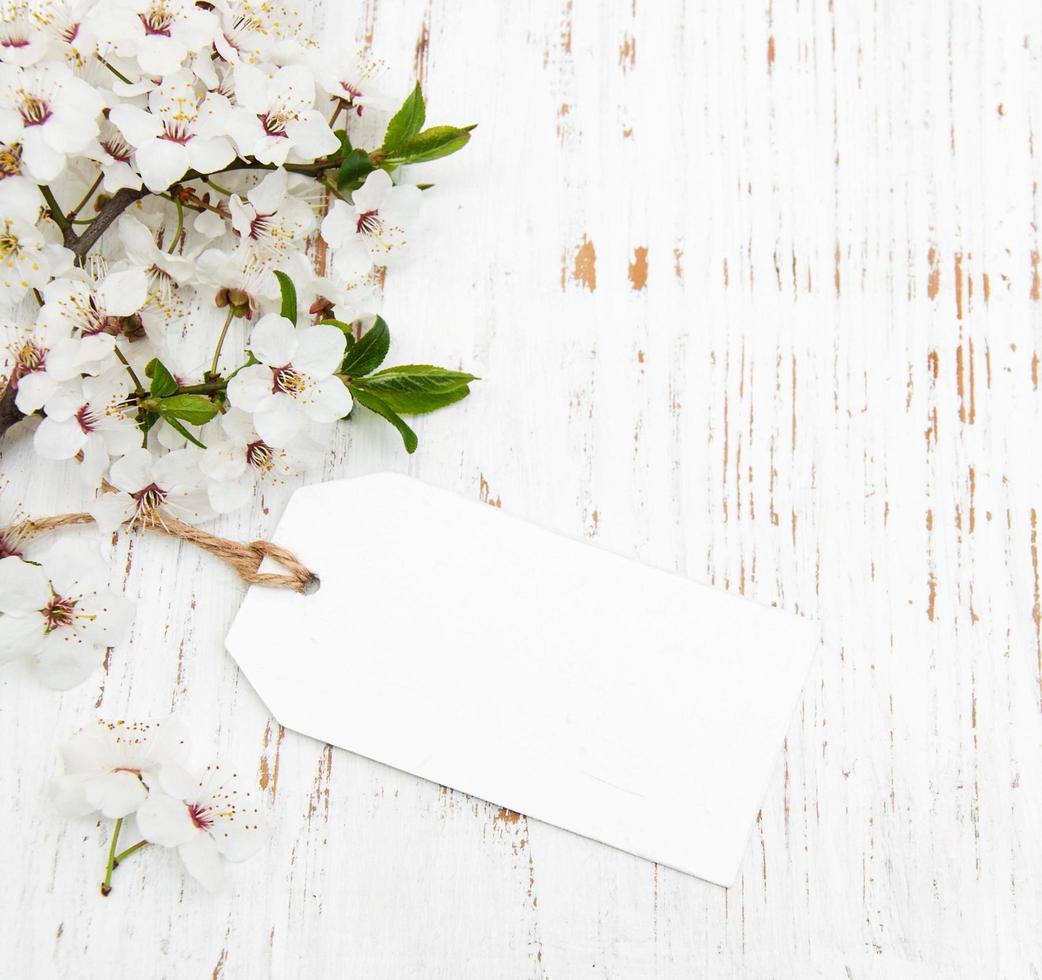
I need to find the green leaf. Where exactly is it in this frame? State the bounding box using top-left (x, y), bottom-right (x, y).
top-left (349, 385), bottom-right (417, 453)
top-left (383, 126), bottom-right (471, 166)
top-left (145, 358), bottom-right (177, 398)
top-left (162, 415), bottom-right (208, 449)
top-left (156, 394), bottom-right (219, 426)
top-left (340, 316), bottom-right (390, 377)
top-left (337, 148), bottom-right (374, 189)
top-left (351, 364), bottom-right (476, 414)
top-left (273, 270), bottom-right (297, 324)
top-left (382, 83), bottom-right (425, 152)
top-left (319, 319), bottom-right (356, 351)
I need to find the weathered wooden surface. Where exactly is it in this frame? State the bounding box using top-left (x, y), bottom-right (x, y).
top-left (2, 1), bottom-right (1041, 977)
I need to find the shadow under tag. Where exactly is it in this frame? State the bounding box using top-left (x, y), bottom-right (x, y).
top-left (226, 472), bottom-right (818, 886)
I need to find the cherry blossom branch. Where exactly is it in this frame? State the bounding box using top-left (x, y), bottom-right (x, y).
top-left (69, 185), bottom-right (150, 259)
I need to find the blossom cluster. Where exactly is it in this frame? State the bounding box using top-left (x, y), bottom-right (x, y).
top-left (54, 718), bottom-right (263, 892)
top-left (1, 0), bottom-right (475, 583)
top-left (0, 0), bottom-right (475, 894)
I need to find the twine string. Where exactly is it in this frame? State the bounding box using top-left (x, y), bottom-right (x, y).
top-left (3, 512), bottom-right (316, 593)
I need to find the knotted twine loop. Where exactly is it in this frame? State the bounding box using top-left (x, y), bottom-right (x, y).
top-left (3, 512), bottom-right (317, 593)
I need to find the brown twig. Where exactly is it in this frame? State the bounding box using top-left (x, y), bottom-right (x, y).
top-left (0, 381), bottom-right (21, 441)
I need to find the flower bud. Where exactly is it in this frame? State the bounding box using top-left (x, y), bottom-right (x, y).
top-left (309, 296), bottom-right (335, 318)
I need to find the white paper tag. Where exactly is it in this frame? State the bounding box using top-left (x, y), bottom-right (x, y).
top-left (226, 473), bottom-right (818, 885)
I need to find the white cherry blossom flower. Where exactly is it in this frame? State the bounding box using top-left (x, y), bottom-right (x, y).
top-left (0, 2), bottom-right (53, 66)
top-left (86, 120), bottom-right (142, 193)
top-left (227, 313), bottom-right (350, 447)
top-left (7, 266), bottom-right (138, 408)
top-left (0, 61), bottom-right (102, 181)
top-left (279, 248), bottom-right (376, 324)
top-left (226, 62), bottom-right (339, 166)
top-left (13, 329), bottom-right (119, 414)
top-left (0, 175), bottom-right (74, 307)
top-left (30, 370), bottom-right (141, 486)
top-left (320, 168), bottom-right (420, 272)
top-left (43, 1), bottom-right (103, 70)
top-left (315, 50), bottom-right (395, 117)
top-left (0, 538), bottom-right (132, 689)
top-left (95, 0), bottom-right (218, 77)
top-left (197, 242), bottom-right (279, 318)
top-left (34, 266), bottom-right (149, 339)
top-left (117, 212), bottom-right (196, 296)
top-left (109, 71), bottom-right (235, 192)
top-left (228, 166), bottom-right (316, 263)
top-left (53, 718), bottom-right (194, 818)
top-left (135, 765), bottom-right (265, 891)
top-left (199, 406), bottom-right (315, 513)
top-left (90, 446), bottom-right (213, 533)
top-left (212, 0), bottom-right (305, 67)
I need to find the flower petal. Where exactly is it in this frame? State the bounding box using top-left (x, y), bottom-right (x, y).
top-left (135, 138), bottom-right (190, 193)
top-left (319, 199), bottom-right (353, 249)
top-left (306, 376), bottom-right (353, 423)
top-left (254, 396), bottom-right (302, 448)
top-left (83, 770), bottom-right (148, 818)
top-left (108, 104), bottom-right (163, 147)
top-left (247, 167), bottom-right (287, 214)
top-left (89, 494), bottom-right (135, 536)
top-left (35, 632), bottom-right (100, 690)
top-left (352, 168), bottom-right (393, 212)
top-left (153, 447), bottom-right (201, 491)
top-left (0, 557), bottom-right (51, 614)
top-left (155, 763), bottom-right (196, 800)
top-left (109, 448), bottom-right (155, 492)
top-left (0, 612), bottom-right (43, 663)
top-left (293, 324), bottom-right (345, 378)
top-left (75, 593), bottom-right (133, 648)
top-left (226, 364), bottom-right (273, 412)
top-left (13, 370), bottom-right (56, 414)
top-left (187, 136), bottom-right (236, 175)
top-left (178, 833), bottom-right (224, 891)
top-left (40, 537), bottom-right (107, 596)
top-left (248, 314), bottom-right (298, 367)
top-left (98, 268), bottom-right (149, 316)
top-left (136, 791), bottom-right (197, 847)
top-left (208, 477), bottom-right (253, 514)
top-left (34, 415), bottom-right (88, 460)
top-left (52, 774), bottom-right (95, 817)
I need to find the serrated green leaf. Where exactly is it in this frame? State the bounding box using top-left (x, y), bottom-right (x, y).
top-left (340, 316), bottom-right (390, 377)
top-left (156, 394), bottom-right (219, 426)
top-left (162, 414), bottom-right (207, 449)
top-left (352, 363), bottom-right (476, 414)
top-left (273, 270), bottom-right (297, 325)
top-left (382, 83), bottom-right (425, 152)
top-left (383, 126), bottom-right (471, 166)
top-left (349, 384), bottom-right (417, 453)
top-left (146, 358), bottom-right (177, 398)
top-left (337, 148), bottom-right (374, 189)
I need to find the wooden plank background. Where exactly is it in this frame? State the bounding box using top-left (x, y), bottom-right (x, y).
top-left (2, 0), bottom-right (1041, 976)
